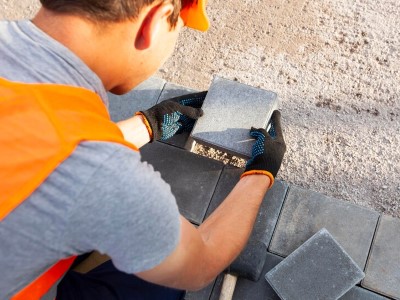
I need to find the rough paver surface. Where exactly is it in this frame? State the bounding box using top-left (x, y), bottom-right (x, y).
top-left (362, 215), bottom-right (400, 300)
top-left (108, 77), bottom-right (166, 122)
top-left (191, 76), bottom-right (278, 158)
top-left (269, 186), bottom-right (379, 269)
top-left (266, 229), bottom-right (365, 300)
top-left (140, 141), bottom-right (224, 225)
top-left (340, 287), bottom-right (390, 300)
top-left (157, 82), bottom-right (198, 103)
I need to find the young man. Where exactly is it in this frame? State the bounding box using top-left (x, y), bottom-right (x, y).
top-left (0, 0), bottom-right (286, 299)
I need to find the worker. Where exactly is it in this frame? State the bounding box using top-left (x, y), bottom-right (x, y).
top-left (0, 0), bottom-right (286, 299)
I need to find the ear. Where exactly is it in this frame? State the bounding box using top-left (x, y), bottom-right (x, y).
top-left (135, 2), bottom-right (175, 50)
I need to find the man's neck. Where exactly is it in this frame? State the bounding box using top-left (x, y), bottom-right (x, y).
top-left (32, 7), bottom-right (146, 93)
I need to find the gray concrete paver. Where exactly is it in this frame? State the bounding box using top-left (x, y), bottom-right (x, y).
top-left (191, 76), bottom-right (278, 158)
top-left (108, 77), bottom-right (166, 122)
top-left (140, 141), bottom-right (223, 225)
top-left (362, 215), bottom-right (400, 300)
top-left (269, 186), bottom-right (379, 269)
top-left (266, 229), bottom-right (365, 300)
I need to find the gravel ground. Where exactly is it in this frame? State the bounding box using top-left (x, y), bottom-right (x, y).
top-left (1, 0), bottom-right (399, 217)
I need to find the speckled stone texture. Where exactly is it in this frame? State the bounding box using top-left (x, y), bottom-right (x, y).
top-left (362, 215), bottom-right (400, 300)
top-left (191, 76), bottom-right (278, 158)
top-left (266, 228), bottom-right (365, 300)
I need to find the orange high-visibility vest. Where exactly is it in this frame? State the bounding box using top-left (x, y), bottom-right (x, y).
top-left (0, 77), bottom-right (138, 299)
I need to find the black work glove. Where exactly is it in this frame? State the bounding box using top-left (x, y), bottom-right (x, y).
top-left (241, 111), bottom-right (286, 187)
top-left (137, 91), bottom-right (207, 141)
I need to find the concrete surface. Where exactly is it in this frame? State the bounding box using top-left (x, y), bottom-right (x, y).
top-left (362, 215), bottom-right (400, 300)
top-left (140, 141), bottom-right (224, 224)
top-left (266, 229), bottom-right (365, 300)
top-left (269, 186), bottom-right (379, 269)
top-left (108, 77), bottom-right (166, 122)
top-left (2, 0), bottom-right (399, 218)
top-left (191, 76), bottom-right (278, 158)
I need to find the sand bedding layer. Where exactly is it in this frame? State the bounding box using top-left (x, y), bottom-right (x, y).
top-left (2, 0), bottom-right (399, 217)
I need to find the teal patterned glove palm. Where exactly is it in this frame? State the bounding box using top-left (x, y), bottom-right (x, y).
top-left (138, 91), bottom-right (207, 141)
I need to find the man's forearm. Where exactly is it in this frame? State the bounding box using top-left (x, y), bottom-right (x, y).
top-left (197, 174), bottom-right (270, 283)
top-left (117, 115), bottom-right (151, 148)
top-left (135, 174), bottom-right (270, 291)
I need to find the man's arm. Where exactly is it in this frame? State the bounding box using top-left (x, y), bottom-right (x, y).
top-left (136, 111), bottom-right (286, 290)
top-left (136, 174), bottom-right (270, 290)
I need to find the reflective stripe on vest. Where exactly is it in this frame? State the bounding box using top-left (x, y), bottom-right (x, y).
top-left (0, 78), bottom-right (138, 299)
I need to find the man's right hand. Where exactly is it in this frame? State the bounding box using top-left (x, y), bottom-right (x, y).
top-left (137, 91), bottom-right (207, 142)
top-left (241, 111), bottom-right (286, 187)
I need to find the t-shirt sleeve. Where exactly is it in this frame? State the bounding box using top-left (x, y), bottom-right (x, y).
top-left (67, 145), bottom-right (181, 274)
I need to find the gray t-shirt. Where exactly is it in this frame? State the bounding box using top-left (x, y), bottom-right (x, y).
top-left (0, 20), bottom-right (181, 299)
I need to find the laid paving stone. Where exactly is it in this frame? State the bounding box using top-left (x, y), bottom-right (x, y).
top-left (185, 279), bottom-right (217, 300)
top-left (340, 286), bottom-right (390, 300)
top-left (157, 82), bottom-right (199, 149)
top-left (266, 229), bottom-right (365, 300)
top-left (157, 82), bottom-right (198, 103)
top-left (108, 77), bottom-right (166, 122)
top-left (205, 165), bottom-right (288, 281)
top-left (269, 186), bottom-right (379, 269)
top-left (191, 76), bottom-right (278, 158)
top-left (209, 253), bottom-right (282, 300)
top-left (140, 141), bottom-right (224, 225)
top-left (362, 215), bottom-right (400, 300)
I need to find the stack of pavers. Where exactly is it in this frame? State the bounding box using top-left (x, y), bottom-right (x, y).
top-left (108, 76), bottom-right (400, 300)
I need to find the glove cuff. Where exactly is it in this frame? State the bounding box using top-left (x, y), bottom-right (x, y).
top-left (135, 112), bottom-right (154, 142)
top-left (240, 170), bottom-right (275, 189)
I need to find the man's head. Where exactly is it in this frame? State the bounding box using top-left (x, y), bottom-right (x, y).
top-left (39, 0), bottom-right (182, 29)
top-left (33, 0), bottom-right (209, 94)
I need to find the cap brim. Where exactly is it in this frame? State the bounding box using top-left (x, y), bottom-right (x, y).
top-left (180, 0), bottom-right (210, 32)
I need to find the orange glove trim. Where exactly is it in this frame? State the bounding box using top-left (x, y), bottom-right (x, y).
top-left (240, 170), bottom-right (275, 189)
top-left (135, 112), bottom-right (154, 141)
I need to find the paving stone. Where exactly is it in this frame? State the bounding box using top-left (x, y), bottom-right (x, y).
top-left (269, 186), bottom-right (379, 269)
top-left (157, 82), bottom-right (199, 149)
top-left (157, 82), bottom-right (198, 103)
top-left (210, 253), bottom-right (282, 300)
top-left (108, 77), bottom-right (166, 122)
top-left (204, 165), bottom-right (288, 281)
top-left (140, 141), bottom-right (224, 224)
top-left (185, 280), bottom-right (217, 300)
top-left (362, 215), bottom-right (400, 300)
top-left (208, 272), bottom-right (386, 300)
top-left (191, 76), bottom-right (278, 158)
top-left (266, 229), bottom-right (365, 300)
top-left (340, 286), bottom-right (390, 300)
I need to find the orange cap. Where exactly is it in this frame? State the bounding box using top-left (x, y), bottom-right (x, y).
top-left (180, 0), bottom-right (210, 32)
